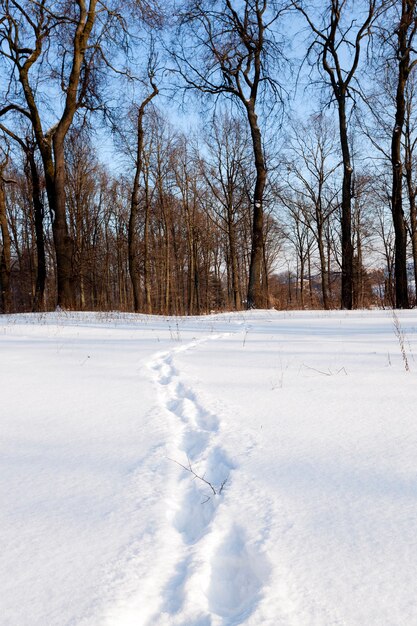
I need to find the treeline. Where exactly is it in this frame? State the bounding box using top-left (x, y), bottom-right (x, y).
top-left (1, 1), bottom-right (417, 314)
top-left (1, 115), bottom-right (280, 313)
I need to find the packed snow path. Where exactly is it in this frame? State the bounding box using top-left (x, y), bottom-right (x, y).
top-left (1, 310), bottom-right (417, 626)
top-left (146, 335), bottom-right (271, 625)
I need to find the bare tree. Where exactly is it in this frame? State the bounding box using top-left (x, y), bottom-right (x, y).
top-left (293, 0), bottom-right (379, 309)
top-left (282, 195), bottom-right (315, 307)
top-left (0, 0), bottom-right (117, 308)
top-left (404, 77), bottom-right (417, 302)
top-left (128, 69), bottom-right (159, 313)
top-left (283, 114), bottom-right (340, 308)
top-left (173, 0), bottom-right (287, 308)
top-left (0, 146), bottom-right (12, 313)
top-left (387, 0), bottom-right (417, 308)
top-left (201, 112), bottom-right (252, 310)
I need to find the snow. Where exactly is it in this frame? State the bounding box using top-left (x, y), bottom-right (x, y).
top-left (1, 309), bottom-right (417, 625)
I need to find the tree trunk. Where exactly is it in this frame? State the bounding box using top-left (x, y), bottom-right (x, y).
top-left (338, 95), bottom-right (354, 310)
top-left (299, 254), bottom-right (304, 308)
top-left (11, 0), bottom-right (99, 308)
top-left (129, 107), bottom-right (145, 313)
top-left (187, 219), bottom-right (195, 315)
top-left (391, 0), bottom-right (413, 309)
top-left (317, 228), bottom-right (329, 310)
top-left (27, 150), bottom-right (46, 312)
top-left (410, 202), bottom-right (417, 302)
top-left (164, 229), bottom-right (171, 315)
top-left (406, 185), bottom-right (417, 303)
top-left (308, 250), bottom-right (314, 307)
top-left (193, 236), bottom-right (200, 314)
top-left (0, 174), bottom-right (11, 313)
top-left (404, 115), bottom-right (417, 303)
top-left (50, 136), bottom-right (75, 308)
top-left (326, 221), bottom-right (333, 302)
top-left (315, 205), bottom-right (329, 309)
top-left (228, 213), bottom-right (241, 310)
top-left (158, 175), bottom-right (171, 315)
top-left (246, 105), bottom-right (267, 309)
top-left (128, 85), bottom-right (158, 313)
top-left (143, 172), bottom-right (152, 315)
top-left (391, 115), bottom-right (410, 308)
top-left (262, 239), bottom-right (269, 305)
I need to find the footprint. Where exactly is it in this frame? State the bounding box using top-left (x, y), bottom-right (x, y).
top-left (166, 382), bottom-right (187, 418)
top-left (165, 381), bottom-right (219, 435)
top-left (207, 524), bottom-right (270, 622)
top-left (204, 446), bottom-right (236, 487)
top-left (194, 405), bottom-right (219, 432)
top-left (181, 396), bottom-right (199, 423)
top-left (173, 482), bottom-right (218, 545)
top-left (167, 396), bottom-right (185, 418)
top-left (158, 362), bottom-right (173, 385)
top-left (180, 390), bottom-right (219, 433)
top-left (161, 555), bottom-right (191, 614)
top-left (182, 429), bottom-right (209, 460)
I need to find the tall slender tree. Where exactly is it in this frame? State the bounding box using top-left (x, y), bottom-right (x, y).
top-left (388, 0), bottom-right (417, 308)
top-left (293, 0), bottom-right (378, 309)
top-left (128, 74), bottom-right (159, 313)
top-left (404, 77), bottom-right (417, 301)
top-left (283, 114), bottom-right (340, 308)
top-left (173, 0), bottom-right (286, 308)
top-left (0, 0), bottom-right (115, 308)
top-left (201, 112), bottom-right (252, 310)
top-left (0, 147), bottom-right (12, 313)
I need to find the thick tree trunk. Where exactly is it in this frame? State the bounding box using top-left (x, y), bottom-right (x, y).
top-left (51, 137), bottom-right (75, 308)
top-left (13, 1), bottom-right (99, 309)
top-left (391, 0), bottom-right (412, 309)
top-left (293, 0), bottom-right (375, 308)
top-left (27, 151), bottom-right (46, 311)
top-left (354, 239), bottom-right (364, 309)
top-left (410, 200), bottom-right (417, 301)
top-left (338, 96), bottom-right (354, 310)
top-left (246, 105), bottom-right (267, 309)
top-left (391, 118), bottom-right (409, 308)
top-left (20, 68), bottom-right (74, 308)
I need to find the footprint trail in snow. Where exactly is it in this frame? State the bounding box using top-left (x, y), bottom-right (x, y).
top-left (148, 333), bottom-right (271, 626)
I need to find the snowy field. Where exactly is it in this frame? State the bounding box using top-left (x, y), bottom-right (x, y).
top-left (1, 309), bottom-right (417, 626)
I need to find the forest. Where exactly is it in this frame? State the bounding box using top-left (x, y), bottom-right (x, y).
top-left (1, 0), bottom-right (417, 315)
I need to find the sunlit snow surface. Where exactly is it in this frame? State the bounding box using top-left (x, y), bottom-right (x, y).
top-left (1, 309), bottom-right (417, 626)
